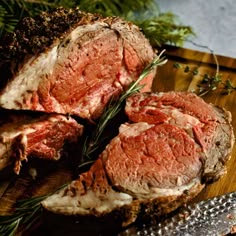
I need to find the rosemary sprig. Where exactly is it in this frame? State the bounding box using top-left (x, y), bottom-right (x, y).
top-left (80, 50), bottom-right (167, 168)
top-left (0, 51), bottom-right (167, 235)
top-left (0, 183), bottom-right (67, 236)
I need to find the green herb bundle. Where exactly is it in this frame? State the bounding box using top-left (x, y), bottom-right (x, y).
top-left (0, 0), bottom-right (194, 46)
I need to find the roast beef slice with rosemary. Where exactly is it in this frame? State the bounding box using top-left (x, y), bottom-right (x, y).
top-left (42, 91), bottom-right (234, 227)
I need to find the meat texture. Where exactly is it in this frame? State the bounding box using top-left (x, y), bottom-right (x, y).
top-left (42, 92), bottom-right (234, 227)
top-left (125, 92), bottom-right (235, 182)
top-left (0, 111), bottom-right (83, 174)
top-left (0, 8), bottom-right (156, 121)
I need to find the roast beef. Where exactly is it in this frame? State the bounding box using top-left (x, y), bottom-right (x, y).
top-left (42, 92), bottom-right (234, 227)
top-left (125, 91), bottom-right (235, 182)
top-left (0, 111), bottom-right (83, 174)
top-left (0, 7), bottom-right (156, 121)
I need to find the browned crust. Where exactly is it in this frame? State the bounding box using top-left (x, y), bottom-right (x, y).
top-left (0, 8), bottom-right (100, 90)
top-left (45, 180), bottom-right (204, 228)
top-left (118, 181), bottom-right (205, 227)
top-left (0, 7), bottom-right (155, 95)
top-left (41, 182), bottom-right (203, 234)
top-left (0, 8), bottom-right (100, 63)
top-left (0, 8), bottom-right (137, 90)
top-left (202, 105), bottom-right (235, 183)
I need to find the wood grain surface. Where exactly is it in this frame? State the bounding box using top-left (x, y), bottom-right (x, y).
top-left (0, 46), bottom-right (235, 234)
top-left (153, 45), bottom-right (236, 201)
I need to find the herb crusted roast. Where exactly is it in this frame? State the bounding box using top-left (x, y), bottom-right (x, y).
top-left (0, 6), bottom-right (234, 233)
top-left (0, 7), bottom-right (156, 173)
top-left (0, 7), bottom-right (156, 121)
top-left (42, 91), bottom-right (234, 227)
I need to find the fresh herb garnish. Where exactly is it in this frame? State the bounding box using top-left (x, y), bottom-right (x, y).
top-left (173, 60), bottom-right (236, 97)
top-left (0, 184), bottom-right (67, 236)
top-left (173, 49), bottom-right (230, 96)
top-left (173, 42), bottom-right (236, 96)
top-left (198, 73), bottom-right (222, 96)
top-left (222, 79), bottom-right (236, 95)
top-left (0, 0), bottom-right (194, 46)
top-left (173, 63), bottom-right (199, 76)
top-left (136, 12), bottom-right (194, 47)
top-left (174, 62), bottom-right (223, 96)
top-left (0, 51), bottom-right (167, 235)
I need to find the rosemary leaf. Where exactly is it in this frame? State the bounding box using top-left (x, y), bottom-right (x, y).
top-left (0, 218), bottom-right (20, 236)
top-left (0, 198), bottom-right (43, 235)
top-left (0, 183), bottom-right (67, 235)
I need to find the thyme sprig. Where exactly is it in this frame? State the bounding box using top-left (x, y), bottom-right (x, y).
top-left (198, 73), bottom-right (222, 97)
top-left (0, 51), bottom-right (167, 235)
top-left (80, 50), bottom-right (167, 168)
top-left (173, 42), bottom-right (236, 96)
top-left (197, 52), bottom-right (222, 96)
top-left (174, 61), bottom-right (236, 96)
top-left (173, 47), bottom-right (227, 97)
top-left (222, 79), bottom-right (236, 95)
top-left (173, 62), bottom-right (222, 96)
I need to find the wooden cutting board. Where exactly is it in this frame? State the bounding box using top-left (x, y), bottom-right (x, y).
top-left (153, 45), bottom-right (236, 201)
top-left (0, 45), bottom-right (235, 234)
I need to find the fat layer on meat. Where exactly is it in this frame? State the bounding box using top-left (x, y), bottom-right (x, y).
top-left (0, 8), bottom-right (156, 121)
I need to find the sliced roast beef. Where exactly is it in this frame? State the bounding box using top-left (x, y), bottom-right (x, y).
top-left (125, 91), bottom-right (235, 182)
top-left (42, 92), bottom-right (234, 228)
top-left (0, 8), bottom-right (156, 121)
top-left (0, 111), bottom-right (83, 174)
top-left (42, 122), bottom-right (204, 227)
